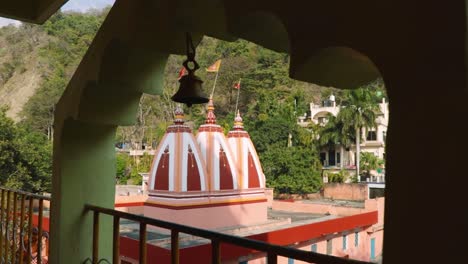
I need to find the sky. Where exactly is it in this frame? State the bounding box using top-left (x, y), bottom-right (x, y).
top-left (0, 0), bottom-right (115, 27)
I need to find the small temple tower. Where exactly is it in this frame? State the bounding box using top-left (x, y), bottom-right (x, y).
top-left (145, 103), bottom-right (267, 231)
top-left (147, 106), bottom-right (208, 194)
top-left (196, 97), bottom-right (239, 190)
top-left (144, 107), bottom-right (212, 227)
top-left (227, 111), bottom-right (266, 190)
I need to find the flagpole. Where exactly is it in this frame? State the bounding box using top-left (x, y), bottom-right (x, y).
top-left (210, 70), bottom-right (219, 97)
top-left (235, 78), bottom-right (242, 113)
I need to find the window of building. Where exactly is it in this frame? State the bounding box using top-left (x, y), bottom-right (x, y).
top-left (342, 235), bottom-right (347, 250)
top-left (311, 243), bottom-right (317, 252)
top-left (326, 239), bottom-right (332, 254)
top-left (318, 116), bottom-right (327, 124)
top-left (370, 238), bottom-right (376, 260)
top-left (336, 152), bottom-right (340, 164)
top-left (328, 150), bottom-right (336, 166)
top-left (288, 258), bottom-right (294, 264)
top-left (354, 231), bottom-right (359, 247)
top-left (367, 131), bottom-right (377, 141)
top-left (383, 131), bottom-right (387, 142)
top-left (320, 152), bottom-right (327, 166)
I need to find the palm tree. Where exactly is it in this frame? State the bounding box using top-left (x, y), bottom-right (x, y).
top-left (337, 88), bottom-right (379, 180)
top-left (318, 114), bottom-right (355, 169)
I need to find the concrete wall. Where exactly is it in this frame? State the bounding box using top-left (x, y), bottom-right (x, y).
top-left (272, 200), bottom-right (366, 216)
top-left (323, 183), bottom-right (368, 201)
top-left (265, 188), bottom-right (274, 207)
top-left (143, 201), bottom-right (268, 232)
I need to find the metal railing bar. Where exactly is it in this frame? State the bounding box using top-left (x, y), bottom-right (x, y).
top-left (12, 192), bottom-right (18, 264)
top-left (5, 190), bottom-right (10, 261)
top-left (211, 239), bottom-right (220, 264)
top-left (26, 197), bottom-right (33, 264)
top-left (171, 230), bottom-right (179, 264)
top-left (93, 211), bottom-right (100, 264)
top-left (0, 187), bottom-right (51, 201)
top-left (0, 189), bottom-right (4, 259)
top-left (112, 216), bottom-right (120, 264)
top-left (19, 194), bottom-right (26, 264)
top-left (38, 198), bottom-right (44, 264)
top-left (139, 223), bottom-right (147, 264)
top-left (85, 204), bottom-right (372, 264)
top-left (267, 252), bottom-right (277, 264)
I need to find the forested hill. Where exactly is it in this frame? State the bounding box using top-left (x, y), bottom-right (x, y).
top-left (0, 9), bottom-right (109, 134)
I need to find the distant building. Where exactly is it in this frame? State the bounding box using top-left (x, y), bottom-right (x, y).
top-left (298, 95), bottom-right (388, 183)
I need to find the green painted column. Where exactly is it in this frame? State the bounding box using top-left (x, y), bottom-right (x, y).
top-left (49, 119), bottom-right (116, 263)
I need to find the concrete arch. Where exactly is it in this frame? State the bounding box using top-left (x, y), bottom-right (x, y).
top-left (312, 110), bottom-right (337, 120)
top-left (227, 10), bottom-right (290, 53)
top-left (290, 46), bottom-right (382, 89)
top-left (172, 0), bottom-right (236, 41)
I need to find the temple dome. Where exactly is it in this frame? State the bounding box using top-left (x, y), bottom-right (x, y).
top-left (227, 111), bottom-right (266, 189)
top-left (196, 98), bottom-right (239, 191)
top-left (148, 106), bottom-right (209, 193)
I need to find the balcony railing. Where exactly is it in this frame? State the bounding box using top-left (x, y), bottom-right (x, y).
top-left (0, 187), bottom-right (50, 264)
top-left (86, 205), bottom-right (374, 264)
top-left (1, 187), bottom-right (375, 264)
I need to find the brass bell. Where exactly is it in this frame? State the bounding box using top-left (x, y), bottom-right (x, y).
top-left (171, 32), bottom-right (209, 107)
top-left (172, 69), bottom-right (208, 107)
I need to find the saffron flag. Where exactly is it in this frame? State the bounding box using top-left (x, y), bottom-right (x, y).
top-left (206, 59), bottom-right (221, 72)
top-left (233, 79), bottom-right (241, 89)
top-left (177, 67), bottom-right (187, 80)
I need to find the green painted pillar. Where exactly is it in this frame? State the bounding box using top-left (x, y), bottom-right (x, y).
top-left (49, 119), bottom-right (116, 263)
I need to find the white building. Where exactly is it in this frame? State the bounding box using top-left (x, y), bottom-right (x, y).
top-left (298, 95), bottom-right (388, 182)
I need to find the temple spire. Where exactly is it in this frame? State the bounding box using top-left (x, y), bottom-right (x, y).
top-left (205, 96), bottom-right (217, 124)
top-left (233, 110), bottom-right (244, 130)
top-left (174, 105), bottom-right (185, 125)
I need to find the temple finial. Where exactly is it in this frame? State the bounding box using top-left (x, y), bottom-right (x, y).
top-left (174, 105), bottom-right (185, 125)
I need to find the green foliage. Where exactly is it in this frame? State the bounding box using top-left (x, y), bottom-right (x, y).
top-left (115, 152), bottom-right (153, 185)
top-left (116, 153), bottom-right (129, 183)
top-left (0, 108), bottom-right (51, 192)
top-left (319, 114), bottom-right (354, 149)
top-left (328, 173), bottom-right (344, 183)
top-left (360, 152), bottom-right (384, 178)
top-left (243, 89), bottom-right (323, 194)
top-left (262, 144), bottom-right (321, 194)
top-left (338, 88), bottom-right (379, 133)
top-left (327, 170), bottom-right (350, 183)
top-left (21, 10), bottom-right (108, 134)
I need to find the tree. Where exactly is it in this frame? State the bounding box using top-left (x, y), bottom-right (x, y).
top-left (360, 152), bottom-right (385, 180)
top-left (318, 114), bottom-right (355, 168)
top-left (244, 89), bottom-right (323, 194)
top-left (261, 144), bottom-right (321, 194)
top-left (337, 88), bottom-right (379, 178)
top-left (0, 108), bottom-right (52, 192)
top-left (319, 114), bottom-right (354, 148)
top-left (20, 10), bottom-right (108, 137)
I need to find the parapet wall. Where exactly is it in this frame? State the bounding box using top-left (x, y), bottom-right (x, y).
top-left (323, 183), bottom-right (368, 201)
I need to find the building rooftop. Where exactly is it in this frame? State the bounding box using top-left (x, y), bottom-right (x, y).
top-left (118, 208), bottom-right (336, 249)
